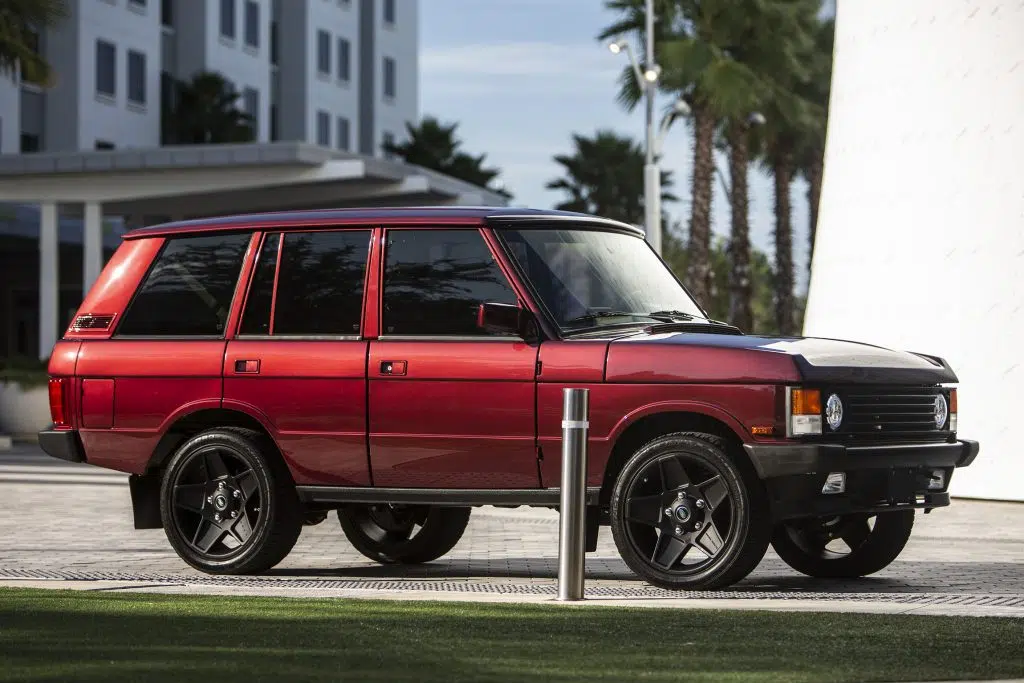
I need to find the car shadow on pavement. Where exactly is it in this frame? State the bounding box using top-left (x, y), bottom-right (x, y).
top-left (263, 557), bottom-right (1024, 595)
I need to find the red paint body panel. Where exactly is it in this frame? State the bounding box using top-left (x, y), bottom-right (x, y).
top-left (222, 340), bottom-right (369, 486)
top-left (75, 340), bottom-right (225, 473)
top-left (64, 239), bottom-right (163, 340)
top-left (80, 379), bottom-right (115, 429)
top-left (368, 340), bottom-right (539, 488)
top-left (537, 383), bottom-right (778, 487)
top-left (537, 341), bottom-right (608, 382)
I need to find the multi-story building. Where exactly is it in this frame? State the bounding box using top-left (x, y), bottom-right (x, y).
top-left (0, 0), bottom-right (418, 155)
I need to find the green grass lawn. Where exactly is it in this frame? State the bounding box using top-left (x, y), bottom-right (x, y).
top-left (0, 588), bottom-right (1022, 682)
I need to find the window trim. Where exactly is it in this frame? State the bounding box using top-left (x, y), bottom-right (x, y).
top-left (377, 226), bottom-right (525, 340)
top-left (113, 231), bottom-right (254, 339)
top-left (233, 228), bottom-right (373, 340)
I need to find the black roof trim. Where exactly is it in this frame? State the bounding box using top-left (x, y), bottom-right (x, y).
top-left (123, 206), bottom-right (643, 239)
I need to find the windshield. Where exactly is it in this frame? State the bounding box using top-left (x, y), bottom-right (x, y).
top-left (500, 227), bottom-right (706, 331)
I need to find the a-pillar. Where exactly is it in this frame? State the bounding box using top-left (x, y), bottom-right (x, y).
top-left (83, 201), bottom-right (104, 295)
top-left (38, 202), bottom-right (59, 360)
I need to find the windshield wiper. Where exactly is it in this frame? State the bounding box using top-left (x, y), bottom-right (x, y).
top-left (647, 310), bottom-right (699, 321)
top-left (564, 311), bottom-right (658, 325)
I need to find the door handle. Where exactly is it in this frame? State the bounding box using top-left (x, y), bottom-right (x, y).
top-left (379, 360), bottom-right (407, 376)
top-left (234, 359), bottom-right (261, 374)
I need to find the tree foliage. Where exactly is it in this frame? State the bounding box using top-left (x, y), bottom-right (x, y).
top-left (0, 0), bottom-right (67, 86)
top-left (162, 72), bottom-right (255, 145)
top-left (545, 130), bottom-right (676, 226)
top-left (384, 116), bottom-right (512, 198)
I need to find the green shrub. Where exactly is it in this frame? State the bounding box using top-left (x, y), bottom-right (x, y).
top-left (0, 356), bottom-right (51, 389)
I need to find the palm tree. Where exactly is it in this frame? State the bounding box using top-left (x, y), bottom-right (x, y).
top-left (545, 130), bottom-right (676, 226)
top-left (384, 116), bottom-right (511, 198)
top-left (796, 17), bottom-right (835, 275)
top-left (162, 72), bottom-right (255, 144)
top-left (0, 0), bottom-right (68, 86)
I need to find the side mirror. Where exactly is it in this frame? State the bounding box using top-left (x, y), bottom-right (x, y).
top-left (477, 302), bottom-right (527, 336)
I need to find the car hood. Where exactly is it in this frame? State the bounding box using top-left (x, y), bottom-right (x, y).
top-left (605, 330), bottom-right (958, 385)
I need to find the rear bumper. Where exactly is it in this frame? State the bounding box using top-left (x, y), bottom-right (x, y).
top-left (37, 428), bottom-right (86, 463)
top-left (744, 439), bottom-right (979, 521)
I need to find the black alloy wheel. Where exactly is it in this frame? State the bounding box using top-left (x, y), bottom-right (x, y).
top-left (160, 428), bottom-right (302, 574)
top-left (771, 510), bottom-right (915, 578)
top-left (610, 432), bottom-right (771, 590)
top-left (338, 504), bottom-right (471, 564)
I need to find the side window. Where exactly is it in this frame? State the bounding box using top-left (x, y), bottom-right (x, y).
top-left (240, 230), bottom-right (370, 336)
top-left (118, 232), bottom-right (252, 336)
top-left (382, 229), bottom-right (518, 336)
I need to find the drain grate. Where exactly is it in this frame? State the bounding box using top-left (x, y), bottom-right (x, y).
top-left (3, 569), bottom-right (1024, 607)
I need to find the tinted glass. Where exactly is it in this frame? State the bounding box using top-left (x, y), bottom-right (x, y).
top-left (273, 231), bottom-right (370, 335)
top-left (244, 0), bottom-right (259, 47)
top-left (502, 228), bottom-right (704, 330)
top-left (96, 40), bottom-right (115, 96)
top-left (239, 232), bottom-right (279, 335)
top-left (128, 50), bottom-right (146, 104)
top-left (118, 232), bottom-right (251, 336)
top-left (382, 229), bottom-right (518, 336)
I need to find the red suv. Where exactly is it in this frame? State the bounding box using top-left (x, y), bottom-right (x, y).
top-left (38, 208), bottom-right (978, 589)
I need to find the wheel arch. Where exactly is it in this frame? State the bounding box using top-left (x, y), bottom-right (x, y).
top-left (599, 408), bottom-right (757, 507)
top-left (145, 405), bottom-right (282, 474)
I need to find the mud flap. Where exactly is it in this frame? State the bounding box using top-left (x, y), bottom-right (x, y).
top-left (129, 473), bottom-right (163, 529)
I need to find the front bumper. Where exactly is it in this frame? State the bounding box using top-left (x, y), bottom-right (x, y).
top-left (37, 428), bottom-right (86, 463)
top-left (744, 439), bottom-right (979, 521)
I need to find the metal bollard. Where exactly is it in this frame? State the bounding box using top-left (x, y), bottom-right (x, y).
top-left (557, 387), bottom-right (589, 601)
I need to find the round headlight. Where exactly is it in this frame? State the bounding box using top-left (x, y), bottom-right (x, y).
top-left (825, 393), bottom-right (843, 431)
top-left (934, 395), bottom-right (948, 429)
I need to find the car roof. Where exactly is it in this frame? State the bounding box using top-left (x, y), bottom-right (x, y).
top-left (123, 206), bottom-right (645, 240)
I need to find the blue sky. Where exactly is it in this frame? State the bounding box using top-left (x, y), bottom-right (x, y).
top-left (420, 0), bottom-right (826, 293)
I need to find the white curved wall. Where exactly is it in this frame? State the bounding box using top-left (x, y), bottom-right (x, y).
top-left (803, 0), bottom-right (1024, 501)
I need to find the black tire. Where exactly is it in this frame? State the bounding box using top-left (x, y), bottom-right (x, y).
top-left (159, 427), bottom-right (303, 574)
top-left (771, 510), bottom-right (915, 578)
top-left (337, 504), bottom-right (471, 564)
top-left (609, 432), bottom-right (771, 590)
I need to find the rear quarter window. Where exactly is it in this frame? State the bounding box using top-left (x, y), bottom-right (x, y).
top-left (116, 232), bottom-right (252, 337)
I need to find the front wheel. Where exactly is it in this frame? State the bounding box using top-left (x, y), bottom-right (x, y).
top-left (337, 504), bottom-right (471, 564)
top-left (609, 432), bottom-right (771, 590)
top-left (771, 510), bottom-right (915, 578)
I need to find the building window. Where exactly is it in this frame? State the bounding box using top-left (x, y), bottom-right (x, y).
top-left (383, 0), bottom-right (395, 25)
top-left (127, 50), bottom-right (146, 105)
top-left (382, 56), bottom-right (395, 99)
top-left (96, 40), bottom-right (116, 98)
top-left (270, 20), bottom-right (278, 65)
top-left (244, 0), bottom-right (259, 48)
top-left (382, 230), bottom-right (518, 336)
top-left (95, 140), bottom-right (116, 150)
top-left (317, 30), bottom-right (330, 74)
top-left (382, 130), bottom-right (394, 156)
top-left (241, 231), bottom-right (371, 336)
top-left (270, 104), bottom-right (278, 141)
top-left (316, 110), bottom-right (330, 146)
top-left (117, 232), bottom-right (252, 337)
top-left (243, 87), bottom-right (259, 132)
top-left (161, 0), bottom-right (173, 27)
top-left (336, 116), bottom-right (349, 151)
top-left (220, 0), bottom-right (235, 39)
top-left (337, 37), bottom-right (350, 82)
top-left (128, 0), bottom-right (147, 12)
top-left (20, 133), bottom-right (41, 153)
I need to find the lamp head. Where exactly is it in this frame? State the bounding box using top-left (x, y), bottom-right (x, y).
top-left (608, 39), bottom-right (628, 54)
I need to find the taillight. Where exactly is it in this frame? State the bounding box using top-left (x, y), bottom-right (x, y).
top-left (48, 378), bottom-right (69, 428)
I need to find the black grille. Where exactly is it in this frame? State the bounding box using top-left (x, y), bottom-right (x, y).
top-left (826, 386), bottom-right (950, 443)
top-left (71, 314), bottom-right (115, 330)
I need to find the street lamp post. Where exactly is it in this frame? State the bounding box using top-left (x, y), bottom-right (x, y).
top-left (609, 0), bottom-right (663, 254)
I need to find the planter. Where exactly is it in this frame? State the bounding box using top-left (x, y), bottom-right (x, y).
top-left (0, 381), bottom-right (51, 436)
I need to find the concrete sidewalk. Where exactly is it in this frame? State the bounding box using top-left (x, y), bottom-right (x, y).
top-left (2, 444), bottom-right (1023, 618)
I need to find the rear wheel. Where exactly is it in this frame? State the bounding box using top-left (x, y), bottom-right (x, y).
top-left (337, 504), bottom-right (471, 564)
top-left (609, 432), bottom-right (771, 590)
top-left (159, 428), bottom-right (302, 574)
top-left (771, 510), bottom-right (914, 578)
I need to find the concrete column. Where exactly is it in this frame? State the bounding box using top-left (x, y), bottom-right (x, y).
top-left (83, 201), bottom-right (103, 295)
top-left (39, 202), bottom-right (59, 360)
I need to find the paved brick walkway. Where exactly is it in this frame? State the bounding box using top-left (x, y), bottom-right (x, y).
top-left (2, 445), bottom-right (1022, 616)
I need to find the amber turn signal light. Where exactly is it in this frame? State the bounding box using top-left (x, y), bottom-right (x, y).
top-left (790, 388), bottom-right (822, 416)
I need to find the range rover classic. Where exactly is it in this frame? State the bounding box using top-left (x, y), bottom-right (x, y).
top-left (38, 207), bottom-right (979, 589)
